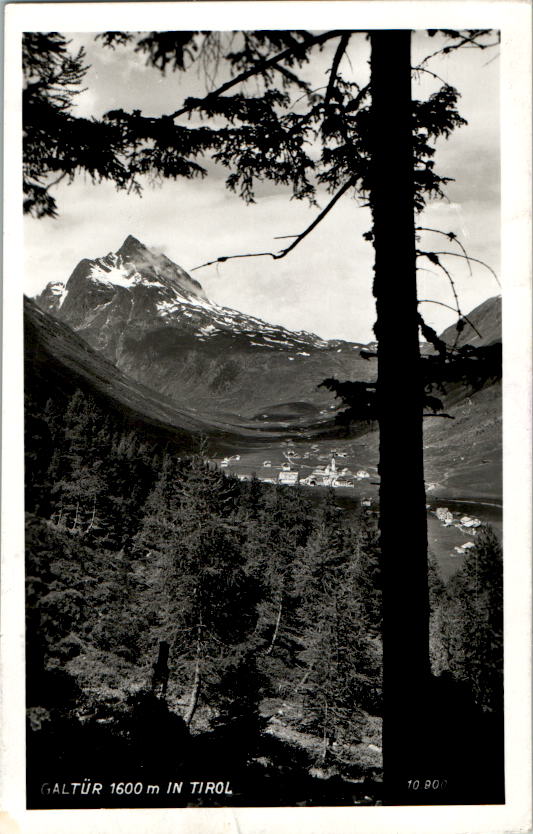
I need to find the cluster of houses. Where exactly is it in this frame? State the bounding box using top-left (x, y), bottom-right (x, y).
top-left (299, 456), bottom-right (351, 488)
top-left (435, 507), bottom-right (482, 533)
top-left (216, 448), bottom-right (373, 493)
top-left (280, 456), bottom-right (371, 489)
top-left (434, 507), bottom-right (482, 558)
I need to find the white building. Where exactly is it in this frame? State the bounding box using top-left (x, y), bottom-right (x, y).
top-left (302, 456), bottom-right (353, 488)
top-left (460, 516), bottom-right (482, 528)
top-left (436, 507), bottom-right (454, 525)
top-left (278, 470), bottom-right (299, 486)
top-left (335, 478), bottom-right (354, 489)
top-left (305, 456), bottom-right (337, 486)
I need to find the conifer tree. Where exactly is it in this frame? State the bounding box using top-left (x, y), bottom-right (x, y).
top-left (246, 484), bottom-right (314, 663)
top-left (444, 527), bottom-right (503, 713)
top-left (134, 457), bottom-right (261, 731)
top-left (292, 513), bottom-right (381, 757)
top-left (47, 391), bottom-right (106, 533)
top-left (23, 32), bottom-right (132, 217)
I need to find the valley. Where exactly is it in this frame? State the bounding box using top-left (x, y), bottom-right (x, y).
top-left (29, 235), bottom-right (502, 574)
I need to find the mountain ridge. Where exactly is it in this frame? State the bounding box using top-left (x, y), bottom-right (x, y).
top-left (34, 236), bottom-right (501, 429)
top-left (25, 295), bottom-right (337, 450)
top-left (28, 234), bottom-right (502, 500)
top-left (34, 236), bottom-right (376, 418)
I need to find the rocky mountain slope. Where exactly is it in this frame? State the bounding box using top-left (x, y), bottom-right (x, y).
top-left (24, 297), bottom-right (299, 451)
top-left (35, 236), bottom-right (375, 418)
top-left (25, 296), bottom-right (357, 453)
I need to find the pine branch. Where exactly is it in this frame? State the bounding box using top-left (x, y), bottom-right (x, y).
top-left (420, 30), bottom-right (500, 68)
top-left (168, 30), bottom-right (349, 121)
top-left (192, 177), bottom-right (355, 271)
top-left (324, 33), bottom-right (352, 109)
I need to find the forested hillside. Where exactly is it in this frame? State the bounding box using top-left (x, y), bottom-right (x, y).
top-left (25, 382), bottom-right (503, 807)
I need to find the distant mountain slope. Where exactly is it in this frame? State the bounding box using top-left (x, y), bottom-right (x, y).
top-left (25, 296), bottom-right (207, 444)
top-left (35, 236), bottom-right (374, 417)
top-left (439, 295), bottom-right (501, 348)
top-left (363, 295), bottom-right (502, 500)
top-left (425, 296), bottom-right (502, 499)
top-left (25, 297), bottom-right (315, 451)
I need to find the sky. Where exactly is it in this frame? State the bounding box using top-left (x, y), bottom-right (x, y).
top-left (24, 30), bottom-right (500, 342)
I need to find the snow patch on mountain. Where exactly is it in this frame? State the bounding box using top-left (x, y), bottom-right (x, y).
top-left (88, 261), bottom-right (141, 289)
top-left (47, 282), bottom-right (68, 308)
top-left (35, 235), bottom-right (351, 356)
top-left (157, 295), bottom-right (219, 316)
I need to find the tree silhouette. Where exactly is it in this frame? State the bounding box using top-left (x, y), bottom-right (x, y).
top-left (133, 453), bottom-right (261, 732)
top-left (23, 28), bottom-right (500, 802)
top-left (22, 32), bottom-right (133, 218)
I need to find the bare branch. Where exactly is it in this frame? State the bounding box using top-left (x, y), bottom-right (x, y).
top-left (192, 178), bottom-right (355, 271)
top-left (421, 246), bottom-right (501, 287)
top-left (418, 298), bottom-right (483, 341)
top-left (418, 250), bottom-right (459, 299)
top-left (417, 250), bottom-right (463, 337)
top-left (411, 65), bottom-right (449, 87)
top-left (422, 412), bottom-right (455, 419)
top-left (417, 266), bottom-right (440, 279)
top-left (274, 179), bottom-right (355, 258)
top-left (416, 226), bottom-right (473, 275)
top-left (192, 251), bottom-right (277, 271)
top-left (418, 298), bottom-right (458, 314)
top-left (45, 171), bottom-right (68, 191)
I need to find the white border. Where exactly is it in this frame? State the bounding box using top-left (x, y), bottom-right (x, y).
top-left (3, 3), bottom-right (532, 833)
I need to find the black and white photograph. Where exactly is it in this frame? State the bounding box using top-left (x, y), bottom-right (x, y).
top-left (2, 2), bottom-right (531, 832)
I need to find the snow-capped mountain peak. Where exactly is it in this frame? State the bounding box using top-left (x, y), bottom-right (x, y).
top-left (33, 235), bottom-right (373, 417)
top-left (35, 235), bottom-right (348, 352)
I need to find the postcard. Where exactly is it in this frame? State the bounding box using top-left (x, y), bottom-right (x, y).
top-left (2, 2), bottom-right (531, 833)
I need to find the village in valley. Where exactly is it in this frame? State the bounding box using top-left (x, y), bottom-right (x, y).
top-left (211, 444), bottom-right (486, 565)
top-left (215, 445), bottom-right (372, 492)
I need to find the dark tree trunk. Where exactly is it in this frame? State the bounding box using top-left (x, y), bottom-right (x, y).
top-left (151, 640), bottom-right (170, 698)
top-left (185, 619), bottom-right (202, 727)
top-left (370, 30), bottom-right (431, 803)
